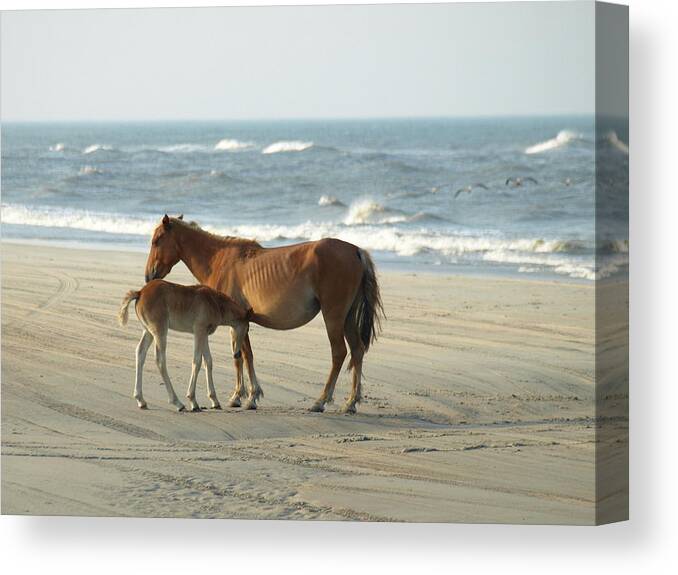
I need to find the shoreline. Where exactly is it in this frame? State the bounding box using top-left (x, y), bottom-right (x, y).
top-left (1, 242), bottom-right (627, 522)
top-left (0, 236), bottom-right (600, 286)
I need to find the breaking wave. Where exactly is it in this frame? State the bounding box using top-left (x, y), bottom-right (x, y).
top-left (1, 204), bottom-right (157, 236)
top-left (214, 139), bottom-right (254, 151)
top-left (49, 143), bottom-right (66, 152)
top-left (525, 130), bottom-right (581, 154)
top-left (82, 144), bottom-right (115, 155)
top-left (1, 203), bottom-right (627, 281)
top-left (156, 144), bottom-right (206, 154)
top-left (318, 195), bottom-right (346, 207)
top-left (79, 141), bottom-right (256, 155)
top-left (607, 131), bottom-right (629, 155)
top-left (262, 141), bottom-right (313, 154)
top-left (343, 199), bottom-right (400, 225)
top-left (78, 165), bottom-right (105, 176)
top-left (343, 198), bottom-right (443, 226)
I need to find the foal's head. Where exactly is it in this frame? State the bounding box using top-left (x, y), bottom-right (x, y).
top-left (145, 214), bottom-right (183, 283)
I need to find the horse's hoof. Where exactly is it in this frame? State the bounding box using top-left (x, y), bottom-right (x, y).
top-left (189, 405), bottom-right (202, 413)
top-left (176, 404), bottom-right (186, 412)
top-left (138, 403), bottom-right (148, 410)
top-left (309, 402), bottom-right (325, 413)
top-left (211, 403), bottom-right (222, 410)
top-left (244, 400), bottom-right (257, 410)
top-left (339, 404), bottom-right (357, 415)
top-left (227, 398), bottom-right (241, 408)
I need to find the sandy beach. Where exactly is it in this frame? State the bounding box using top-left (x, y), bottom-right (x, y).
top-left (1, 243), bottom-right (627, 523)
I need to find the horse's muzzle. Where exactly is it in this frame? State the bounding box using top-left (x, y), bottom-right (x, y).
top-left (145, 266), bottom-right (157, 283)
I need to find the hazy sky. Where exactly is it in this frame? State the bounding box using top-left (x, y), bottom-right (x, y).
top-left (1, 2), bottom-right (595, 121)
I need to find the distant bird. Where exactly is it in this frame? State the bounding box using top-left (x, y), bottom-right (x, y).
top-left (505, 176), bottom-right (538, 188)
top-left (454, 183), bottom-right (489, 198)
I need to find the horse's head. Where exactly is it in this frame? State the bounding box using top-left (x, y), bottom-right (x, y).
top-left (145, 214), bottom-right (183, 283)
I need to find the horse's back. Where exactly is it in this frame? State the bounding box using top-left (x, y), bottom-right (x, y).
top-left (136, 280), bottom-right (217, 334)
top-left (310, 237), bottom-right (363, 269)
top-left (260, 237), bottom-right (361, 269)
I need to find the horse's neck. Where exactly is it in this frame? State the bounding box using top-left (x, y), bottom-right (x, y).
top-left (176, 227), bottom-right (243, 286)
top-left (176, 227), bottom-right (221, 284)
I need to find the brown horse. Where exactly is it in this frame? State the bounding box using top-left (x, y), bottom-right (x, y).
top-left (144, 215), bottom-right (384, 413)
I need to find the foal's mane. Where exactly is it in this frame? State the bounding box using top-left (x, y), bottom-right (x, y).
top-left (170, 217), bottom-right (262, 257)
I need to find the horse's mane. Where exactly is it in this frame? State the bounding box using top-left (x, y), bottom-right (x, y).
top-left (169, 217), bottom-right (262, 257)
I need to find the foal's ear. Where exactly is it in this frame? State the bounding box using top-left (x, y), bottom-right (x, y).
top-left (178, 214), bottom-right (184, 220)
top-left (162, 214), bottom-right (170, 228)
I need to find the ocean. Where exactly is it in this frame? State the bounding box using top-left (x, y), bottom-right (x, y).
top-left (0, 117), bottom-right (628, 281)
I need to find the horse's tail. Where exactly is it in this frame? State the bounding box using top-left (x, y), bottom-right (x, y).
top-left (118, 290), bottom-right (141, 326)
top-left (347, 248), bottom-right (384, 370)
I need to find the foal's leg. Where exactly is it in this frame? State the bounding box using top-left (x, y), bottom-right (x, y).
top-left (154, 331), bottom-right (185, 412)
top-left (202, 340), bottom-right (221, 409)
top-left (185, 332), bottom-right (206, 412)
top-left (310, 309), bottom-right (347, 413)
top-left (227, 326), bottom-right (245, 408)
top-left (134, 330), bottom-right (153, 409)
top-left (342, 321), bottom-right (366, 414)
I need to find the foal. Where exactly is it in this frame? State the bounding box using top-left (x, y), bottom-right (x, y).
top-left (118, 279), bottom-right (258, 412)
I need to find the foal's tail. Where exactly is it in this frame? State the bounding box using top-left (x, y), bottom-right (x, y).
top-left (347, 249), bottom-right (385, 368)
top-left (118, 290), bottom-right (141, 326)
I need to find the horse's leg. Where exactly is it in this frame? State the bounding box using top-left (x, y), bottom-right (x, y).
top-left (202, 339), bottom-right (221, 409)
top-left (227, 326), bottom-right (245, 408)
top-left (237, 327), bottom-right (261, 410)
top-left (310, 310), bottom-right (347, 413)
top-left (242, 333), bottom-right (263, 407)
top-left (185, 332), bottom-right (205, 412)
top-left (134, 330), bottom-right (153, 409)
top-left (154, 331), bottom-right (185, 412)
top-left (341, 320), bottom-right (366, 414)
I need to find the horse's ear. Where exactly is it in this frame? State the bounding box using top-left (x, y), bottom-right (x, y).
top-left (162, 214), bottom-right (170, 228)
top-left (178, 214), bottom-right (184, 220)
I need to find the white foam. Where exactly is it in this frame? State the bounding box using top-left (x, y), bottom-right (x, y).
top-left (607, 131), bottom-right (629, 155)
top-left (82, 144), bottom-right (114, 155)
top-left (482, 249), bottom-right (595, 280)
top-left (262, 141), bottom-right (313, 154)
top-left (525, 130), bottom-right (581, 154)
top-left (342, 198), bottom-right (444, 226)
top-left (518, 266), bottom-right (540, 274)
top-left (600, 238), bottom-right (629, 253)
top-left (78, 165), bottom-right (104, 176)
top-left (1, 204), bottom-right (156, 236)
top-left (318, 195), bottom-right (345, 207)
top-left (214, 139), bottom-right (253, 151)
top-left (49, 143), bottom-right (66, 152)
top-left (157, 144), bottom-right (206, 154)
top-left (2, 203), bottom-right (626, 281)
top-left (343, 199), bottom-right (409, 225)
